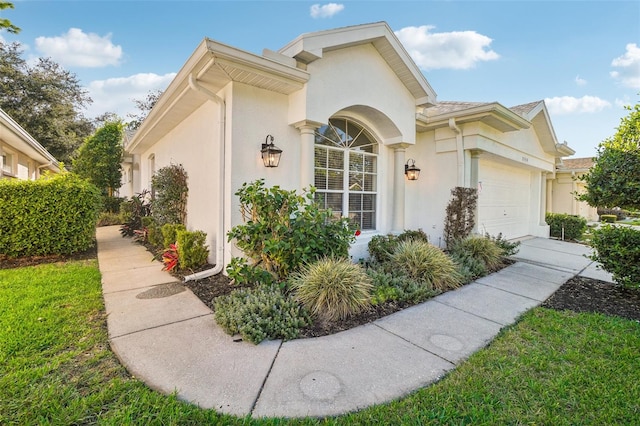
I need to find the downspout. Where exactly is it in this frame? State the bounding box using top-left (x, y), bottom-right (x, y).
top-left (183, 62), bottom-right (227, 282)
top-left (448, 118), bottom-right (464, 187)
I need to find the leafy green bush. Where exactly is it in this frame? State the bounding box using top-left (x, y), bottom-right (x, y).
top-left (119, 190), bottom-right (151, 237)
top-left (176, 230), bottom-right (209, 270)
top-left (227, 180), bottom-right (357, 280)
top-left (449, 236), bottom-right (503, 271)
top-left (366, 266), bottom-right (437, 305)
top-left (484, 232), bottom-right (520, 256)
top-left (102, 195), bottom-right (126, 213)
top-left (161, 223), bottom-right (186, 248)
top-left (546, 213), bottom-right (587, 240)
top-left (368, 229), bottom-right (429, 264)
top-left (600, 214), bottom-right (617, 223)
top-left (390, 240), bottom-right (462, 291)
top-left (289, 258), bottom-right (372, 322)
top-left (597, 207), bottom-right (627, 221)
top-left (0, 173), bottom-right (101, 257)
top-left (225, 257), bottom-right (274, 286)
top-left (141, 217), bottom-right (163, 248)
top-left (590, 225), bottom-right (640, 288)
top-left (151, 163), bottom-right (188, 226)
top-left (450, 251), bottom-right (487, 284)
top-left (97, 212), bottom-right (122, 227)
top-left (213, 285), bottom-right (311, 344)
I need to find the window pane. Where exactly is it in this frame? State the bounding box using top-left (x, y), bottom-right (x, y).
top-left (349, 194), bottom-right (362, 211)
top-left (363, 174), bottom-right (376, 192)
top-left (327, 170), bottom-right (343, 190)
top-left (362, 212), bottom-right (376, 230)
top-left (314, 170), bottom-right (327, 189)
top-left (314, 146), bottom-right (327, 168)
top-left (364, 154), bottom-right (376, 173)
top-left (326, 193), bottom-right (342, 213)
top-left (328, 149), bottom-right (343, 169)
top-left (363, 194), bottom-right (376, 210)
top-left (349, 172), bottom-right (363, 191)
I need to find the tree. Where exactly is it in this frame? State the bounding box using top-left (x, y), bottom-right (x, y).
top-left (126, 89), bottom-right (162, 131)
top-left (0, 41), bottom-right (93, 163)
top-left (0, 2), bottom-right (20, 34)
top-left (580, 101), bottom-right (640, 210)
top-left (73, 121), bottom-right (124, 196)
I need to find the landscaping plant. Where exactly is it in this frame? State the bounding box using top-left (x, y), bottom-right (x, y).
top-left (289, 258), bottom-right (373, 322)
top-left (119, 190), bottom-right (151, 237)
top-left (367, 266), bottom-right (437, 305)
top-left (545, 213), bottom-right (587, 240)
top-left (443, 186), bottom-right (478, 248)
top-left (590, 225), bottom-right (640, 288)
top-left (484, 231), bottom-right (520, 256)
top-left (368, 229), bottom-right (429, 264)
top-left (225, 257), bottom-right (274, 286)
top-left (227, 179), bottom-right (357, 280)
top-left (213, 285), bottom-right (311, 344)
top-left (176, 230), bottom-right (209, 271)
top-left (151, 163), bottom-right (188, 226)
top-left (390, 240), bottom-right (462, 291)
top-left (449, 235), bottom-right (504, 271)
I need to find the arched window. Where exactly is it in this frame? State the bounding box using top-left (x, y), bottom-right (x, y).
top-left (314, 118), bottom-right (378, 230)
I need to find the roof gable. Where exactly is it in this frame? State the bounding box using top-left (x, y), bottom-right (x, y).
top-left (278, 22), bottom-right (437, 107)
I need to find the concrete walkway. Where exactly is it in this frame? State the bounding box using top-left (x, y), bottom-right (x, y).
top-left (96, 226), bottom-right (613, 418)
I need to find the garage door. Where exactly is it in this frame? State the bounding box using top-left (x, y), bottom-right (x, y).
top-left (477, 159), bottom-right (531, 239)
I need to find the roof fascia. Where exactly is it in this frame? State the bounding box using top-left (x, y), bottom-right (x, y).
top-left (0, 108), bottom-right (60, 169)
top-left (417, 102), bottom-right (531, 132)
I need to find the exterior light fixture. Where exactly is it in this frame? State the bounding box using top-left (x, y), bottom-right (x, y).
top-left (405, 158), bottom-right (420, 181)
top-left (261, 134), bottom-right (282, 168)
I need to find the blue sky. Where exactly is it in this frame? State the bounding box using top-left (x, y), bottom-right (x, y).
top-left (1, 1), bottom-right (639, 158)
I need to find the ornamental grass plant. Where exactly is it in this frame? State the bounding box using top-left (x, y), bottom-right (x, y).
top-left (290, 258), bottom-right (373, 322)
top-left (390, 240), bottom-right (462, 291)
top-left (449, 235), bottom-right (504, 271)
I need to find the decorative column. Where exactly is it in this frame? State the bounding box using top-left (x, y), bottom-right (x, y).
top-left (539, 172), bottom-right (547, 226)
top-left (390, 144), bottom-right (410, 233)
top-left (469, 150), bottom-right (481, 233)
top-left (294, 120), bottom-right (322, 190)
top-left (546, 173), bottom-right (553, 215)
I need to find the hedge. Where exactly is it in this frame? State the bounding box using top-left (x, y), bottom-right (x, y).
top-left (545, 213), bottom-right (587, 240)
top-left (590, 225), bottom-right (640, 288)
top-left (0, 173), bottom-right (101, 257)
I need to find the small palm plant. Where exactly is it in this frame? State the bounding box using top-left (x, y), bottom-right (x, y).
top-left (290, 258), bottom-right (373, 322)
top-left (391, 240), bottom-right (462, 291)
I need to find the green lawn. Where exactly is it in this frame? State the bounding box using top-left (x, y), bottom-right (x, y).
top-left (1, 260), bottom-right (639, 425)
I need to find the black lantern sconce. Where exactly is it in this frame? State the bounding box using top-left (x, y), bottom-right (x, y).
top-left (405, 159), bottom-right (420, 181)
top-left (261, 134), bottom-right (282, 168)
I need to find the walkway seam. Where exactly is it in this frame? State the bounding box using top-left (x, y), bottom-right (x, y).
top-left (108, 312), bottom-right (212, 340)
top-left (249, 340), bottom-right (283, 416)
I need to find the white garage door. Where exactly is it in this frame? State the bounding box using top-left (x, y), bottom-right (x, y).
top-left (477, 159), bottom-right (531, 239)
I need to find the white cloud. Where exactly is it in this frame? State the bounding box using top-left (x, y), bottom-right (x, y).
top-left (310, 3), bottom-right (344, 18)
top-left (545, 95), bottom-right (611, 115)
top-left (395, 25), bottom-right (499, 70)
top-left (35, 28), bottom-right (122, 68)
top-left (574, 75), bottom-right (587, 86)
top-left (610, 43), bottom-right (640, 89)
top-left (84, 72), bottom-right (176, 119)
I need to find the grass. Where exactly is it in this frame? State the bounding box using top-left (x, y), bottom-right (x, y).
top-left (2, 260), bottom-right (639, 425)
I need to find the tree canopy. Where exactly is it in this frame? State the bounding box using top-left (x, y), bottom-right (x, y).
top-left (0, 2), bottom-right (20, 34)
top-left (580, 101), bottom-right (640, 210)
top-left (73, 121), bottom-right (124, 197)
top-left (0, 41), bottom-right (93, 163)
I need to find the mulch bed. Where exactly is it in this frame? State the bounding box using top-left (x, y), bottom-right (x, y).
top-left (4, 242), bottom-right (639, 338)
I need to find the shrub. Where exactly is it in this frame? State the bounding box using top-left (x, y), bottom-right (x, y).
top-left (444, 186), bottom-right (478, 248)
top-left (597, 207), bottom-right (627, 221)
top-left (484, 232), bottom-right (520, 256)
top-left (142, 217), bottom-right (163, 248)
top-left (451, 251), bottom-right (487, 284)
top-left (102, 195), bottom-right (126, 213)
top-left (366, 266), bottom-right (436, 305)
top-left (368, 229), bottom-right (429, 264)
top-left (151, 163), bottom-right (188, 226)
top-left (119, 190), bottom-right (151, 237)
top-left (213, 285), bottom-right (311, 344)
top-left (161, 223), bottom-right (186, 248)
top-left (546, 213), bottom-right (587, 240)
top-left (449, 236), bottom-right (503, 271)
top-left (225, 257), bottom-right (274, 286)
top-left (590, 225), bottom-right (640, 288)
top-left (97, 212), bottom-right (122, 227)
top-left (0, 173), bottom-right (101, 257)
top-left (600, 214), bottom-right (617, 223)
top-left (227, 180), bottom-right (356, 280)
top-left (289, 258), bottom-right (373, 322)
top-left (390, 240), bottom-right (462, 291)
top-left (176, 230), bottom-right (209, 270)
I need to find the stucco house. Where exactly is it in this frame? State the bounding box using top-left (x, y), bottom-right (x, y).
top-left (550, 157), bottom-right (598, 222)
top-left (0, 108), bottom-right (61, 180)
top-left (123, 22), bottom-right (575, 267)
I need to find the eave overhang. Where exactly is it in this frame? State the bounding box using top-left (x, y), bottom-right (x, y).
top-left (416, 102), bottom-right (531, 133)
top-left (127, 38), bottom-right (310, 154)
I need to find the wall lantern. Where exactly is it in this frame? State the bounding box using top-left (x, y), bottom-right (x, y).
top-left (261, 134), bottom-right (282, 168)
top-left (405, 158), bottom-right (420, 181)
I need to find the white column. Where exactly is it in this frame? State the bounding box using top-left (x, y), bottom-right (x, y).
top-left (294, 121), bottom-right (322, 191)
top-left (470, 150), bottom-right (480, 233)
top-left (540, 172), bottom-right (547, 226)
top-left (546, 174), bottom-right (553, 214)
top-left (392, 146), bottom-right (407, 233)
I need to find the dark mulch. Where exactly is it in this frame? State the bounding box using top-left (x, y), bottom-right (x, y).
top-left (541, 275), bottom-right (640, 322)
top-left (4, 243), bottom-right (639, 338)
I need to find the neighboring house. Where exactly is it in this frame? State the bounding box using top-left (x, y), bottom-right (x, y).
top-left (0, 108), bottom-right (61, 180)
top-left (550, 157), bottom-right (598, 222)
top-left (124, 22), bottom-right (575, 266)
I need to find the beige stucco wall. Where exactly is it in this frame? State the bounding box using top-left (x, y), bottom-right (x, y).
top-left (551, 172), bottom-right (598, 221)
